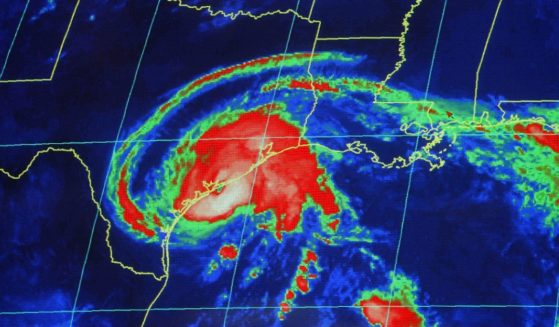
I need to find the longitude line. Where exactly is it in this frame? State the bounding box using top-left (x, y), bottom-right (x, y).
top-left (67, 1), bottom-right (162, 325)
top-left (554, 287), bottom-right (559, 326)
top-left (384, 0), bottom-right (447, 325)
top-left (0, 0), bottom-right (30, 79)
top-left (221, 2), bottom-right (301, 325)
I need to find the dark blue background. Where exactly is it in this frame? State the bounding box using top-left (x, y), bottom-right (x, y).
top-left (1, 0), bottom-right (558, 326)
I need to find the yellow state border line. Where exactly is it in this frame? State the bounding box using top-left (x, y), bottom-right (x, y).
top-left (0, 147), bottom-right (164, 281)
top-left (316, 36), bottom-right (400, 41)
top-left (373, 0), bottom-right (423, 103)
top-left (144, 2), bottom-right (323, 324)
top-left (0, 0), bottom-right (80, 84)
top-left (497, 99), bottom-right (559, 129)
top-left (13, 1), bottom-right (431, 324)
top-left (472, 0), bottom-right (504, 120)
top-left (5, 1), bottom-right (554, 325)
top-left (302, 0), bottom-right (424, 143)
top-left (172, 0), bottom-right (318, 23)
top-left (374, 100), bottom-right (438, 132)
top-left (169, 0), bottom-right (434, 176)
top-left (498, 99), bottom-right (559, 106)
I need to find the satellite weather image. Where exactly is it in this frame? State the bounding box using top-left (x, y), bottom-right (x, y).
top-left (1, 0), bottom-right (559, 326)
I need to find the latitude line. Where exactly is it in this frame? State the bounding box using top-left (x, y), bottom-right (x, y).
top-left (67, 1), bottom-right (162, 325)
top-left (384, 0), bottom-right (447, 325)
top-left (2, 131), bottom-right (558, 148)
top-left (0, 2), bottom-right (554, 326)
top-left (1, 303), bottom-right (557, 316)
top-left (221, 1), bottom-right (302, 325)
